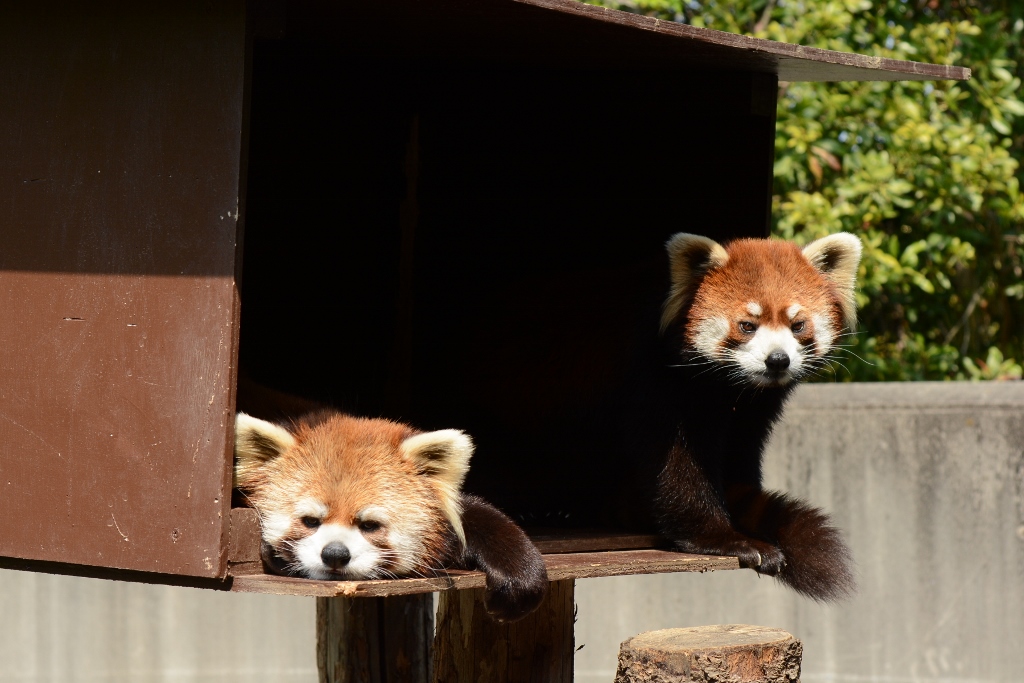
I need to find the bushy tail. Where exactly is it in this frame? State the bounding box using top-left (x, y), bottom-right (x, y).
top-left (728, 487), bottom-right (856, 602)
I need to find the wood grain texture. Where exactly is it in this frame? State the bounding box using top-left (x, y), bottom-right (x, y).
top-left (615, 625), bottom-right (802, 683)
top-left (0, 2), bottom-right (246, 578)
top-left (317, 593), bottom-right (433, 683)
top-left (433, 579), bottom-right (575, 683)
top-left (228, 508), bottom-right (262, 563)
top-left (529, 531), bottom-right (665, 554)
top-left (229, 549), bottom-right (739, 597)
top-left (512, 0), bottom-right (969, 82)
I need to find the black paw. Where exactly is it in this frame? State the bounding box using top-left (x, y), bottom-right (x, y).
top-left (482, 573), bottom-right (548, 623)
top-left (733, 541), bottom-right (786, 576)
top-left (673, 537), bottom-right (786, 576)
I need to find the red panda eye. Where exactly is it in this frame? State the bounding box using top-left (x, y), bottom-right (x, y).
top-left (358, 520), bottom-right (382, 533)
top-left (300, 516), bottom-right (321, 529)
top-left (738, 321), bottom-right (757, 334)
top-left (791, 321), bottom-right (806, 334)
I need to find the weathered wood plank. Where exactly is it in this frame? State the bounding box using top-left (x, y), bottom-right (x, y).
top-left (512, 0), bottom-right (970, 82)
top-left (529, 531), bottom-right (664, 554)
top-left (317, 593), bottom-right (433, 683)
top-left (229, 549), bottom-right (739, 597)
top-left (433, 579), bottom-right (575, 683)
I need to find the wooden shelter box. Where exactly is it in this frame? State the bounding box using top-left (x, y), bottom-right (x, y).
top-left (0, 0), bottom-right (966, 596)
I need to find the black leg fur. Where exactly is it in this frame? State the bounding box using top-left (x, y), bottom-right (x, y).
top-left (656, 442), bottom-right (786, 575)
top-left (460, 493), bottom-right (548, 622)
top-left (726, 485), bottom-right (856, 601)
top-left (654, 435), bottom-right (856, 600)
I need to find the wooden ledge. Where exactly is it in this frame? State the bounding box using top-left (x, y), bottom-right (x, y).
top-left (228, 549), bottom-right (739, 597)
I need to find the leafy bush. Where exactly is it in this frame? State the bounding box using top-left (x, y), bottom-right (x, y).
top-left (587, 0), bottom-right (1024, 380)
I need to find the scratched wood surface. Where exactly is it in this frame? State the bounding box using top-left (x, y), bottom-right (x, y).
top-left (0, 2), bottom-right (246, 577)
top-left (433, 579), bottom-right (575, 683)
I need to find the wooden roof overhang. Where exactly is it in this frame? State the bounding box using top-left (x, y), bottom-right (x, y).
top-left (282, 0), bottom-right (970, 82)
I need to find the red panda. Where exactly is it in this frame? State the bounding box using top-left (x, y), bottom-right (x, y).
top-left (234, 409), bottom-right (548, 622)
top-left (423, 232), bottom-right (859, 602)
top-left (654, 232), bottom-right (862, 600)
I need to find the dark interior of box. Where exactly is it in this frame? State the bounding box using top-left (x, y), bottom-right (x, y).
top-left (237, 25), bottom-right (774, 533)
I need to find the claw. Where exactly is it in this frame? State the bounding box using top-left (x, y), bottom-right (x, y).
top-left (753, 550), bottom-right (762, 568)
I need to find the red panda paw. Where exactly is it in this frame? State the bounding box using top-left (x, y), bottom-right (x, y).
top-left (675, 537), bottom-right (786, 576)
top-left (717, 539), bottom-right (785, 576)
top-left (740, 541), bottom-right (786, 576)
top-left (482, 571), bottom-right (548, 623)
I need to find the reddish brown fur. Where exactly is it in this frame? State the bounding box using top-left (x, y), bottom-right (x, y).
top-left (241, 412), bottom-right (459, 577)
top-left (234, 398), bottom-right (549, 621)
top-left (688, 239), bottom-right (845, 342)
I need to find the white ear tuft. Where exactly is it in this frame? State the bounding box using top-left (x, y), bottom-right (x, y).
top-left (399, 429), bottom-right (474, 548)
top-left (234, 413), bottom-right (296, 489)
top-left (802, 233), bottom-right (862, 331)
top-left (662, 233), bottom-right (730, 332)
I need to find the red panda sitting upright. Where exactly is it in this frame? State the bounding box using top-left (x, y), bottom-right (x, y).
top-left (655, 232), bottom-right (862, 600)
top-left (234, 409), bottom-right (547, 622)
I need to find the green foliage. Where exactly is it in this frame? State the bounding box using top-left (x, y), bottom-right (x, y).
top-left (587, 0), bottom-right (1024, 380)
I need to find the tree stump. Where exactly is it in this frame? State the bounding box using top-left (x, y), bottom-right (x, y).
top-left (317, 593), bottom-right (434, 683)
top-left (614, 625), bottom-right (802, 683)
top-left (432, 579), bottom-right (575, 683)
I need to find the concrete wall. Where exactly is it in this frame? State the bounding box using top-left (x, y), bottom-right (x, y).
top-left (1, 383), bottom-right (1021, 682)
top-left (575, 382), bottom-right (1024, 683)
top-left (0, 570), bottom-right (316, 683)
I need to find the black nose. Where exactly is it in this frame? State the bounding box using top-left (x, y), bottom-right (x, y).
top-left (765, 351), bottom-right (791, 372)
top-left (321, 542), bottom-right (351, 569)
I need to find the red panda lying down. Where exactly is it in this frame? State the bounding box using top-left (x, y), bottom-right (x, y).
top-left (234, 409), bottom-right (547, 622)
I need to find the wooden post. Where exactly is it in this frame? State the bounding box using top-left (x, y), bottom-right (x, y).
top-left (317, 593), bottom-right (434, 683)
top-left (432, 579), bottom-right (575, 683)
top-left (614, 625), bottom-right (802, 683)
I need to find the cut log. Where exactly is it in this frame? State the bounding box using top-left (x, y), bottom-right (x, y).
top-left (432, 579), bottom-right (575, 683)
top-left (316, 593), bottom-right (433, 683)
top-left (614, 625), bottom-right (802, 683)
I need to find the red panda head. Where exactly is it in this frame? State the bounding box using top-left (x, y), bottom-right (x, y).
top-left (234, 411), bottom-right (473, 580)
top-left (661, 233), bottom-right (862, 387)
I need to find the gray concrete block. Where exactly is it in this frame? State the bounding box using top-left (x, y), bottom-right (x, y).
top-left (574, 382), bottom-right (1024, 683)
top-left (0, 568), bottom-right (317, 683)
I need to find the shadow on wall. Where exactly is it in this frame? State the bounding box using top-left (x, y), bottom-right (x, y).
top-left (0, 570), bottom-right (317, 683)
top-left (574, 382), bottom-right (1024, 683)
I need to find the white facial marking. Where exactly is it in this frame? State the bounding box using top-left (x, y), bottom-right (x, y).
top-left (294, 498), bottom-right (329, 520)
top-left (262, 511), bottom-right (292, 545)
top-left (294, 523), bottom-right (383, 580)
top-left (733, 325), bottom-right (803, 385)
top-left (693, 316), bottom-right (730, 358)
top-left (812, 312), bottom-right (835, 354)
top-left (786, 304), bottom-right (802, 320)
top-left (358, 506), bottom-right (389, 526)
top-left (746, 302), bottom-right (762, 317)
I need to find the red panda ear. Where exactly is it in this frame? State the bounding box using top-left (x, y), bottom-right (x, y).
top-left (234, 413), bottom-right (296, 490)
top-left (802, 233), bottom-right (862, 331)
top-left (399, 429), bottom-right (474, 547)
top-left (662, 233), bottom-right (730, 332)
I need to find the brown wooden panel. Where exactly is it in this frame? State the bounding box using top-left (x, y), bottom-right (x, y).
top-left (0, 2), bottom-right (246, 577)
top-left (529, 531), bottom-right (665, 554)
